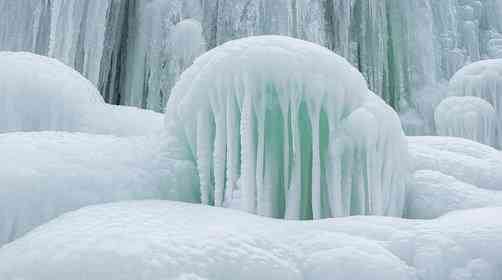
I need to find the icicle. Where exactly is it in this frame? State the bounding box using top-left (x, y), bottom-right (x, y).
top-left (240, 89), bottom-right (256, 213)
top-left (224, 92), bottom-right (239, 206)
top-left (196, 109), bottom-right (213, 205)
top-left (307, 85), bottom-right (323, 219)
top-left (285, 93), bottom-right (302, 219)
top-left (255, 86), bottom-right (267, 216)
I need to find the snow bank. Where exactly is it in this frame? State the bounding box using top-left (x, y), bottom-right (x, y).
top-left (435, 96), bottom-right (496, 147)
top-left (408, 136), bottom-right (502, 190)
top-left (0, 132), bottom-right (199, 246)
top-left (0, 52), bottom-right (163, 136)
top-left (406, 170), bottom-right (502, 219)
top-left (448, 59), bottom-right (502, 147)
top-left (165, 35), bottom-right (409, 219)
top-left (1, 201), bottom-right (502, 280)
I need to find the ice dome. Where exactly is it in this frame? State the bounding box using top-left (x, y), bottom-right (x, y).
top-left (0, 52), bottom-right (163, 136)
top-left (164, 35), bottom-right (409, 219)
top-left (448, 59), bottom-right (502, 147)
top-left (435, 96), bottom-right (497, 147)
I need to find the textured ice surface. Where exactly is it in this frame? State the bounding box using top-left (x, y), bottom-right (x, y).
top-left (0, 132), bottom-right (199, 246)
top-left (165, 35), bottom-right (409, 219)
top-left (0, 52), bottom-right (163, 136)
top-left (1, 201), bottom-right (502, 280)
top-left (408, 136), bottom-right (502, 190)
top-left (406, 170), bottom-right (502, 219)
top-left (435, 96), bottom-right (497, 147)
top-left (448, 59), bottom-right (502, 146)
top-left (3, 0), bottom-right (502, 123)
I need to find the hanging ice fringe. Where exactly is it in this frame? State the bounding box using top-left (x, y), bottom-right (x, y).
top-left (164, 35), bottom-right (409, 219)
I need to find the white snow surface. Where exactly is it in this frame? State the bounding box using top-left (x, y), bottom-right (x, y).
top-left (165, 35), bottom-right (409, 219)
top-left (0, 132), bottom-right (199, 246)
top-left (448, 59), bottom-right (502, 147)
top-left (408, 136), bottom-right (502, 191)
top-left (435, 96), bottom-right (497, 147)
top-left (406, 170), bottom-right (502, 219)
top-left (1, 201), bottom-right (502, 280)
top-left (0, 52), bottom-right (163, 136)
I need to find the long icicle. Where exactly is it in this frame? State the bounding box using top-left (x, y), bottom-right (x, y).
top-left (196, 109), bottom-right (213, 205)
top-left (240, 90), bottom-right (256, 213)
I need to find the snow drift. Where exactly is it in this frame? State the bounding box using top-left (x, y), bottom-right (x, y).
top-left (406, 170), bottom-right (502, 219)
top-left (0, 52), bottom-right (163, 136)
top-left (165, 35), bottom-right (409, 219)
top-left (0, 132), bottom-right (199, 246)
top-left (408, 136), bottom-right (502, 191)
top-left (1, 201), bottom-right (502, 280)
top-left (435, 96), bottom-right (497, 147)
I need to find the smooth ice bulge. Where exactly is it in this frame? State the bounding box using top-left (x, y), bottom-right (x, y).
top-left (164, 35), bottom-right (409, 219)
top-left (448, 59), bottom-right (502, 147)
top-left (435, 96), bottom-right (497, 147)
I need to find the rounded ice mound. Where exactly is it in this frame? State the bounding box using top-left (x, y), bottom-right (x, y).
top-left (0, 52), bottom-right (163, 136)
top-left (165, 35), bottom-right (409, 219)
top-left (448, 59), bottom-right (502, 147)
top-left (435, 96), bottom-right (496, 147)
top-left (0, 52), bottom-right (103, 132)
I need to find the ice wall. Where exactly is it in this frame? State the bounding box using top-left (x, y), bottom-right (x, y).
top-left (1, 0), bottom-right (502, 127)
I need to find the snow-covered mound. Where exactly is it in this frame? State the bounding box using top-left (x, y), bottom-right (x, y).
top-left (0, 52), bottom-right (163, 136)
top-left (408, 136), bottom-right (502, 190)
top-left (406, 170), bottom-right (502, 219)
top-left (435, 96), bottom-right (496, 147)
top-left (1, 201), bottom-right (502, 280)
top-left (165, 35), bottom-right (409, 219)
top-left (0, 132), bottom-right (199, 246)
top-left (448, 59), bottom-right (502, 147)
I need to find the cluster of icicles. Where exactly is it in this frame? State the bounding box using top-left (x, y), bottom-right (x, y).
top-left (165, 36), bottom-right (409, 219)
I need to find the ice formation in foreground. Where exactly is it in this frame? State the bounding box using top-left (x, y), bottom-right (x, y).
top-left (435, 96), bottom-right (497, 147)
top-left (448, 59), bottom-right (502, 147)
top-left (0, 52), bottom-right (163, 136)
top-left (165, 35), bottom-right (409, 219)
top-left (0, 132), bottom-right (199, 246)
top-left (1, 201), bottom-right (502, 280)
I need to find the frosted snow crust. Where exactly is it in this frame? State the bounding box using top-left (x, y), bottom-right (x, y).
top-left (1, 201), bottom-right (502, 280)
top-left (435, 96), bottom-right (496, 147)
top-left (165, 35), bottom-right (409, 219)
top-left (448, 59), bottom-right (502, 147)
top-left (408, 136), bottom-right (502, 191)
top-left (406, 170), bottom-right (502, 219)
top-left (0, 52), bottom-right (163, 136)
top-left (0, 132), bottom-right (199, 246)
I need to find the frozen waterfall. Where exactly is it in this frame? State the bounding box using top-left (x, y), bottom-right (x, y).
top-left (164, 36), bottom-right (409, 219)
top-left (2, 0), bottom-right (502, 130)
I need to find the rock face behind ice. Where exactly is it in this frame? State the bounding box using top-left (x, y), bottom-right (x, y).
top-left (164, 35), bottom-right (409, 219)
top-left (0, 52), bottom-right (163, 136)
top-left (435, 96), bottom-right (497, 147)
